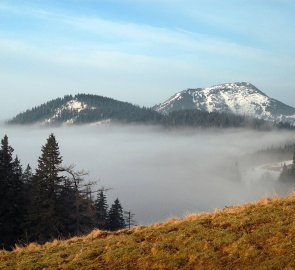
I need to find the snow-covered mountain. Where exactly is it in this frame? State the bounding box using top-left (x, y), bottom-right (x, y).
top-left (154, 82), bottom-right (295, 124)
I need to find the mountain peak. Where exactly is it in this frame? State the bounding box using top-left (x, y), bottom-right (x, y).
top-left (154, 82), bottom-right (295, 124)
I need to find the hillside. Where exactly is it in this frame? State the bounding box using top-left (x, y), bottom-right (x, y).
top-left (8, 94), bottom-right (162, 125)
top-left (154, 82), bottom-right (295, 125)
top-left (2, 195), bottom-right (295, 269)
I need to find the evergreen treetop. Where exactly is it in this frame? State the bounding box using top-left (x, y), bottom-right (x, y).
top-left (108, 198), bottom-right (126, 231)
top-left (29, 133), bottom-right (64, 243)
top-left (95, 190), bottom-right (108, 230)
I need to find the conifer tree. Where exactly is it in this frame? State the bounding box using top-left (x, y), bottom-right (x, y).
top-left (0, 135), bottom-right (14, 190)
top-left (10, 156), bottom-right (25, 241)
top-left (0, 135), bottom-right (14, 248)
top-left (23, 164), bottom-right (33, 184)
top-left (107, 198), bottom-right (125, 231)
top-left (95, 190), bottom-right (108, 230)
top-left (22, 164), bottom-right (33, 242)
top-left (0, 136), bottom-right (25, 249)
top-left (29, 134), bottom-right (64, 243)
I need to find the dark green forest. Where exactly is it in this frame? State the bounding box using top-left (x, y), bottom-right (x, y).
top-left (0, 134), bottom-right (128, 250)
top-left (162, 109), bottom-right (281, 129)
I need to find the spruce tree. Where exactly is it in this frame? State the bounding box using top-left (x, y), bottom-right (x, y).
top-left (0, 136), bottom-right (25, 249)
top-left (10, 156), bottom-right (25, 243)
top-left (23, 164), bottom-right (33, 184)
top-left (95, 190), bottom-right (108, 230)
top-left (107, 198), bottom-right (125, 231)
top-left (29, 134), bottom-right (64, 243)
top-left (22, 164), bottom-right (33, 242)
top-left (0, 135), bottom-right (14, 193)
top-left (0, 135), bottom-right (14, 248)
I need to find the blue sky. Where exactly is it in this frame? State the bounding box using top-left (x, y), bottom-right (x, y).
top-left (1, 0), bottom-right (295, 119)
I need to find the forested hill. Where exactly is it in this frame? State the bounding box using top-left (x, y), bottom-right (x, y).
top-left (8, 94), bottom-right (162, 125)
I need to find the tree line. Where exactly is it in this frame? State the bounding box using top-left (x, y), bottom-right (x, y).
top-left (0, 134), bottom-right (130, 250)
top-left (161, 109), bottom-right (276, 129)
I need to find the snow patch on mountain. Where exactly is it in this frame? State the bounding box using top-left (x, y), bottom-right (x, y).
top-left (66, 100), bottom-right (87, 112)
top-left (156, 93), bottom-right (179, 110)
top-left (43, 99), bottom-right (95, 125)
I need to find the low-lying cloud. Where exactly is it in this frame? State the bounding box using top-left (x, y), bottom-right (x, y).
top-left (1, 124), bottom-right (295, 224)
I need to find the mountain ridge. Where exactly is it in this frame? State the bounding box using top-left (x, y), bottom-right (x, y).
top-left (154, 82), bottom-right (295, 124)
top-left (7, 84), bottom-right (295, 128)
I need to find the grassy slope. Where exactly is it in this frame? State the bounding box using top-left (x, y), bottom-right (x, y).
top-left (1, 195), bottom-right (295, 270)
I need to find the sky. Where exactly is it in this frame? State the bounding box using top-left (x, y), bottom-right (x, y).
top-left (1, 0), bottom-right (295, 120)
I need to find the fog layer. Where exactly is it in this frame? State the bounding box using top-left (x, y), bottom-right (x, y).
top-left (1, 124), bottom-right (295, 224)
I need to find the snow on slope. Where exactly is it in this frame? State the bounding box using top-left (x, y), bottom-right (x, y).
top-left (44, 99), bottom-right (93, 124)
top-left (66, 100), bottom-right (87, 112)
top-left (154, 82), bottom-right (295, 124)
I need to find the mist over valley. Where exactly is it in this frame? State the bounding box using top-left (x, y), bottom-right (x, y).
top-left (2, 123), bottom-right (294, 225)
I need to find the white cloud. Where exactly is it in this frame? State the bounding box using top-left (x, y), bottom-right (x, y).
top-left (0, 1), bottom-right (267, 62)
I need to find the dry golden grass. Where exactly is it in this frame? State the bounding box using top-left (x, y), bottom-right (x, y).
top-left (2, 194), bottom-right (295, 269)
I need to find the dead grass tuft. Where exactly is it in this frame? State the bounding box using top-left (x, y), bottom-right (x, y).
top-left (83, 229), bottom-right (107, 241)
top-left (24, 242), bottom-right (40, 252)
